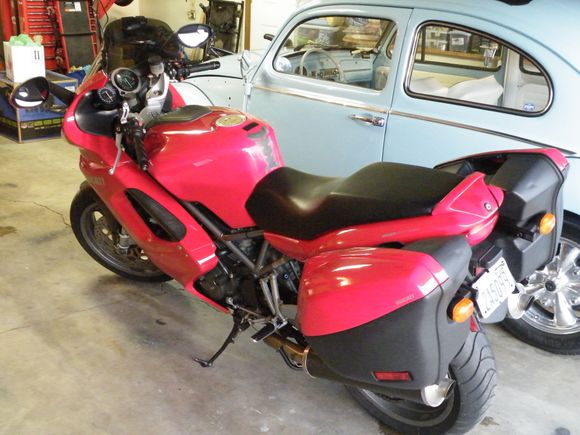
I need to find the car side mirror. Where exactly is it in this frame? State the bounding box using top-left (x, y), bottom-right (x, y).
top-left (263, 33), bottom-right (292, 49)
top-left (177, 24), bottom-right (213, 48)
top-left (10, 76), bottom-right (50, 109)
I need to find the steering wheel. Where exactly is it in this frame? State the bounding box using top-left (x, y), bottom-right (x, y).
top-left (299, 48), bottom-right (345, 82)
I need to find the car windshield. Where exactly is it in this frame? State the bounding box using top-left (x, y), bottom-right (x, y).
top-left (286, 17), bottom-right (395, 53)
top-left (102, 16), bottom-right (179, 73)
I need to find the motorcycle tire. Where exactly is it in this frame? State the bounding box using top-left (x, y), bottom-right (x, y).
top-left (502, 215), bottom-right (580, 355)
top-left (70, 188), bottom-right (171, 283)
top-left (346, 330), bottom-right (496, 435)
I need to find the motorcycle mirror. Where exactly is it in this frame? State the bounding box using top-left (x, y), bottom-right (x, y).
top-left (9, 76), bottom-right (50, 109)
top-left (176, 24), bottom-right (213, 48)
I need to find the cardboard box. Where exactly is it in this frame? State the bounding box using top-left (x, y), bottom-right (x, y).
top-left (3, 41), bottom-right (45, 83)
top-left (0, 71), bottom-right (77, 143)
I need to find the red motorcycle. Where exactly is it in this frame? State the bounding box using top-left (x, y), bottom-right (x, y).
top-left (11, 17), bottom-right (568, 434)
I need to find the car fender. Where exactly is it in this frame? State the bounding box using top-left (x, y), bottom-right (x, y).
top-left (563, 157), bottom-right (580, 217)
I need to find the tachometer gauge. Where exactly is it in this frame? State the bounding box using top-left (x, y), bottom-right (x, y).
top-left (111, 68), bottom-right (141, 93)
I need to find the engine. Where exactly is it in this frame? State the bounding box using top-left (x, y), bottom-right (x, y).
top-left (196, 238), bottom-right (301, 311)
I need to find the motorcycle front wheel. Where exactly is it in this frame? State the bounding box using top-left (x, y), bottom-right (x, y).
top-left (70, 188), bottom-right (171, 283)
top-left (346, 330), bottom-right (496, 435)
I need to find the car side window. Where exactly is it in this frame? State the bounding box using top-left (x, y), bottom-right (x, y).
top-left (407, 23), bottom-right (552, 115)
top-left (273, 16), bottom-right (397, 91)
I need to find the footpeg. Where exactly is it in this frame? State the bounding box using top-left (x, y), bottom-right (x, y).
top-left (251, 323), bottom-right (277, 342)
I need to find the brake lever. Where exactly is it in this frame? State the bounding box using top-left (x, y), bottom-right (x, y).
top-left (109, 102), bottom-right (130, 175)
top-left (109, 130), bottom-right (123, 175)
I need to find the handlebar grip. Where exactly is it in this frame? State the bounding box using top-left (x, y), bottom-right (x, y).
top-left (185, 61), bottom-right (221, 75)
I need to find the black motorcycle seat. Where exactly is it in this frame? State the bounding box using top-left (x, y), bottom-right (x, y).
top-left (149, 105), bottom-right (211, 128)
top-left (246, 162), bottom-right (464, 240)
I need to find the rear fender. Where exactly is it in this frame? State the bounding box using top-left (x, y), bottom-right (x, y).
top-left (437, 148), bottom-right (568, 281)
top-left (299, 237), bottom-right (472, 390)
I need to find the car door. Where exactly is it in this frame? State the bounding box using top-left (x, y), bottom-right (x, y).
top-left (384, 9), bottom-right (575, 171)
top-left (246, 5), bottom-right (411, 176)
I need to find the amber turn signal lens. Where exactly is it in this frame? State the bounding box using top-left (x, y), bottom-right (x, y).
top-left (539, 213), bottom-right (556, 235)
top-left (452, 298), bottom-right (474, 323)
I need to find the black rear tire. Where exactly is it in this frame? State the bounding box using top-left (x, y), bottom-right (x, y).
top-left (70, 188), bottom-right (171, 283)
top-left (502, 215), bottom-right (580, 355)
top-left (346, 330), bottom-right (496, 435)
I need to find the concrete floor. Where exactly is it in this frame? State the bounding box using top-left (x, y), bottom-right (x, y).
top-left (0, 137), bottom-right (579, 435)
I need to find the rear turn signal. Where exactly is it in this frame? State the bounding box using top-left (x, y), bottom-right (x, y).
top-left (539, 213), bottom-right (556, 235)
top-left (452, 298), bottom-right (474, 323)
top-left (373, 371), bottom-right (413, 382)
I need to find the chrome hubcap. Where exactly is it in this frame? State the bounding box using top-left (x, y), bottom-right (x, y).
top-left (521, 237), bottom-right (580, 334)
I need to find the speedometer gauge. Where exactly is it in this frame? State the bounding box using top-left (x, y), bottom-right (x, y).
top-left (111, 68), bottom-right (141, 93)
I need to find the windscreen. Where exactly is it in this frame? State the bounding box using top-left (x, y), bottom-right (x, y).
top-left (102, 16), bottom-right (179, 72)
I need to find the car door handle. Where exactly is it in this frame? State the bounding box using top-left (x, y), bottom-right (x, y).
top-left (349, 114), bottom-right (385, 127)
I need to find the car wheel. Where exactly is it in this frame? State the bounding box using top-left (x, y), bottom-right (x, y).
top-left (503, 215), bottom-right (580, 354)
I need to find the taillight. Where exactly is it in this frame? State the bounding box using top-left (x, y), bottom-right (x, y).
top-left (373, 371), bottom-right (413, 382)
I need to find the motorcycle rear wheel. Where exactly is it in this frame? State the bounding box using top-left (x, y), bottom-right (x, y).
top-left (346, 330), bottom-right (496, 435)
top-left (70, 188), bottom-right (171, 282)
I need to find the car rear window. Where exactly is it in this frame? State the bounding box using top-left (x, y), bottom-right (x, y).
top-left (406, 22), bottom-right (552, 115)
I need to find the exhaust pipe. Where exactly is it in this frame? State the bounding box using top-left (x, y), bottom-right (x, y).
top-left (507, 283), bottom-right (534, 319)
top-left (263, 334), bottom-right (453, 408)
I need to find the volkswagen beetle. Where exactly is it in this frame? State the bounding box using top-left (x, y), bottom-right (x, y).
top-left (175, 0), bottom-right (580, 354)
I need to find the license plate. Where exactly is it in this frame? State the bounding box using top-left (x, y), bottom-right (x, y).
top-left (473, 258), bottom-right (516, 318)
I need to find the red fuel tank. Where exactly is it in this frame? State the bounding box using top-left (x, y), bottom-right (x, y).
top-left (145, 107), bottom-right (284, 229)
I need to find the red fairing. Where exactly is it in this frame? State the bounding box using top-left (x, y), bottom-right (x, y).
top-left (63, 72), bottom-right (121, 166)
top-left (145, 111), bottom-right (283, 228)
top-left (78, 155), bottom-right (224, 310)
top-left (266, 173), bottom-right (502, 261)
top-left (298, 248), bottom-right (449, 337)
top-left (63, 71), bottom-right (225, 312)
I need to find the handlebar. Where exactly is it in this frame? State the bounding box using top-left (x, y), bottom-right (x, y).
top-left (167, 60), bottom-right (221, 81)
top-left (185, 61), bottom-right (221, 75)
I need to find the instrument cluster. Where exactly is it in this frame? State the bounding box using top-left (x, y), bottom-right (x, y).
top-left (111, 67), bottom-right (142, 94)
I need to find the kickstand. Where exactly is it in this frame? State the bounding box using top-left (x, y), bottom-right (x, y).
top-left (193, 312), bottom-right (250, 368)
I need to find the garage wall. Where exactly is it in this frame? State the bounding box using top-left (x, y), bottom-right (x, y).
top-left (99, 0), bottom-right (303, 51)
top-left (139, 0), bottom-right (197, 29)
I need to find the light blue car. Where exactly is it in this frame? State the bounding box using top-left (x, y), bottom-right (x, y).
top-left (175, 0), bottom-right (580, 353)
